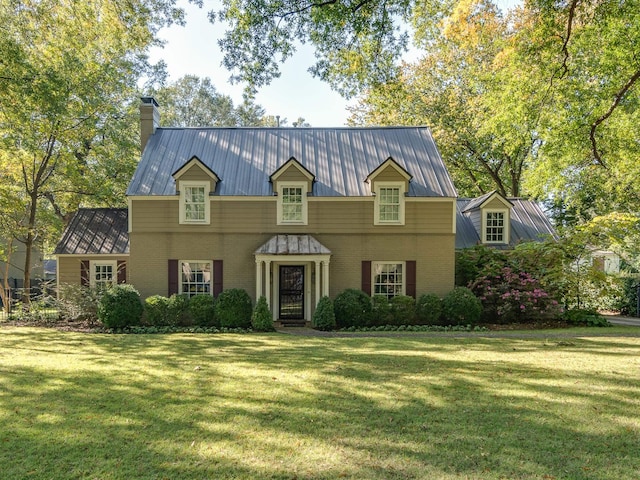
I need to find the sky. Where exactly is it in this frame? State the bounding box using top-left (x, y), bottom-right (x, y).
top-left (148, 0), bottom-right (519, 127)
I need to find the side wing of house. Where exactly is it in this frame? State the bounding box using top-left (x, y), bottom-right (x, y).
top-left (126, 119), bottom-right (458, 323)
top-left (54, 209), bottom-right (129, 290)
top-left (456, 191), bottom-right (556, 249)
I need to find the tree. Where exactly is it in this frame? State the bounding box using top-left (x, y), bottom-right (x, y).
top-left (0, 0), bottom-right (180, 302)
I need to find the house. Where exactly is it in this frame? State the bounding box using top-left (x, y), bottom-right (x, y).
top-left (1, 240), bottom-right (45, 307)
top-left (455, 190), bottom-right (556, 249)
top-left (55, 97), bottom-right (462, 324)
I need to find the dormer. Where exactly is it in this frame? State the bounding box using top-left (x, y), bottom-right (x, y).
top-left (172, 156), bottom-right (220, 225)
top-left (270, 157), bottom-right (315, 225)
top-left (463, 191), bottom-right (512, 245)
top-left (366, 157), bottom-right (413, 226)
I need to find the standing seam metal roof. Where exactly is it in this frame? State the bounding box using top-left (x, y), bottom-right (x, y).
top-left (54, 208), bottom-right (129, 255)
top-left (126, 127), bottom-right (458, 198)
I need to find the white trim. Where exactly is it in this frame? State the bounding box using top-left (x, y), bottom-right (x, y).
top-left (89, 260), bottom-right (117, 288)
top-left (127, 197), bottom-right (133, 233)
top-left (276, 181), bottom-right (308, 225)
top-left (178, 260), bottom-right (213, 297)
top-left (371, 261), bottom-right (406, 298)
top-left (373, 182), bottom-right (406, 225)
top-left (482, 208), bottom-right (509, 244)
top-left (179, 180), bottom-right (211, 225)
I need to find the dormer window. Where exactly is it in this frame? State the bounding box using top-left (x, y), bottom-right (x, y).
top-left (277, 182), bottom-right (308, 225)
top-left (484, 210), bottom-right (507, 243)
top-left (180, 181), bottom-right (210, 224)
top-left (374, 182), bottom-right (405, 225)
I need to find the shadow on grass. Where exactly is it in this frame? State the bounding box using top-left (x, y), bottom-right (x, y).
top-left (0, 329), bottom-right (638, 479)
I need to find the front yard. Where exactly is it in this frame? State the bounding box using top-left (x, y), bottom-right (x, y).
top-left (1, 327), bottom-right (639, 479)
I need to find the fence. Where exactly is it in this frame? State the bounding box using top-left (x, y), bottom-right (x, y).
top-left (0, 281), bottom-right (57, 322)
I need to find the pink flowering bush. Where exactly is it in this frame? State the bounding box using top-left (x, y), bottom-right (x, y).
top-left (471, 267), bottom-right (563, 323)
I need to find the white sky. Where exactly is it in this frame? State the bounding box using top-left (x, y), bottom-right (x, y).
top-left (148, 0), bottom-right (520, 127)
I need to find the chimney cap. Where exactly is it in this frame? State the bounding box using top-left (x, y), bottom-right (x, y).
top-left (140, 96), bottom-right (159, 107)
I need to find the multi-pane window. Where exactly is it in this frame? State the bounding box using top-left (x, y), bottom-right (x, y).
top-left (91, 261), bottom-right (116, 289)
top-left (378, 187), bottom-right (401, 222)
top-left (180, 261), bottom-right (211, 297)
top-left (373, 262), bottom-right (404, 300)
top-left (184, 185), bottom-right (206, 222)
top-left (282, 186), bottom-right (303, 222)
top-left (485, 211), bottom-right (505, 243)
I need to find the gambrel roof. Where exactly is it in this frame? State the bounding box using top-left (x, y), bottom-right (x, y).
top-left (54, 208), bottom-right (129, 255)
top-left (126, 127), bottom-right (457, 198)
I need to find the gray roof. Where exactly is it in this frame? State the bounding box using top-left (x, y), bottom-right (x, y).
top-left (127, 127), bottom-right (457, 198)
top-left (255, 235), bottom-right (331, 255)
top-left (54, 208), bottom-right (129, 255)
top-left (456, 198), bottom-right (556, 249)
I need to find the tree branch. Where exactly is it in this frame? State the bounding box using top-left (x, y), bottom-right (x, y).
top-left (590, 66), bottom-right (640, 167)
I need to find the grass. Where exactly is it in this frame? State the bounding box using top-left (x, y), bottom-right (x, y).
top-left (0, 327), bottom-right (639, 479)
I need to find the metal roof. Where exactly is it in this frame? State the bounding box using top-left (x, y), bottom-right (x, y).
top-left (254, 235), bottom-right (331, 255)
top-left (456, 198), bottom-right (556, 249)
top-left (54, 208), bottom-right (129, 255)
top-left (126, 127), bottom-right (458, 198)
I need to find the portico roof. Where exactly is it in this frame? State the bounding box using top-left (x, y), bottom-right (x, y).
top-left (254, 235), bottom-right (331, 256)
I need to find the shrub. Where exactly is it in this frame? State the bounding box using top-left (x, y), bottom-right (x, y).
top-left (252, 296), bottom-right (275, 332)
top-left (57, 283), bottom-right (103, 322)
top-left (416, 293), bottom-right (442, 325)
top-left (612, 276), bottom-right (639, 316)
top-left (455, 245), bottom-right (507, 287)
top-left (471, 267), bottom-right (563, 323)
top-left (144, 295), bottom-right (171, 326)
top-left (564, 308), bottom-right (611, 327)
top-left (215, 288), bottom-right (252, 328)
top-left (168, 294), bottom-right (191, 326)
top-left (98, 284), bottom-right (143, 328)
top-left (333, 289), bottom-right (372, 328)
top-left (189, 294), bottom-right (217, 326)
top-left (442, 287), bottom-right (482, 325)
top-left (370, 295), bottom-right (392, 326)
top-left (390, 295), bottom-right (416, 325)
top-left (312, 296), bottom-right (336, 331)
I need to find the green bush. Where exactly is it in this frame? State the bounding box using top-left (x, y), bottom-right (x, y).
top-left (390, 295), bottom-right (416, 325)
top-left (312, 296), bottom-right (336, 331)
top-left (189, 294), bottom-right (217, 326)
top-left (416, 293), bottom-right (442, 325)
top-left (370, 295), bottom-right (392, 326)
top-left (442, 287), bottom-right (482, 325)
top-left (333, 289), bottom-right (372, 328)
top-left (564, 308), bottom-right (611, 327)
top-left (98, 284), bottom-right (143, 328)
top-left (215, 288), bottom-right (252, 328)
top-left (614, 276), bottom-right (639, 316)
top-left (144, 295), bottom-right (171, 326)
top-left (57, 283), bottom-right (103, 322)
top-left (251, 296), bottom-right (275, 332)
top-left (168, 294), bottom-right (191, 326)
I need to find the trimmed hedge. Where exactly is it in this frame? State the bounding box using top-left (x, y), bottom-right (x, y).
top-left (333, 289), bottom-right (372, 328)
top-left (312, 296), bottom-right (336, 331)
top-left (416, 293), bottom-right (442, 325)
top-left (98, 284), bottom-right (143, 328)
top-left (442, 287), bottom-right (482, 325)
top-left (215, 288), bottom-right (252, 328)
top-left (251, 296), bottom-right (275, 332)
top-left (189, 294), bottom-right (217, 326)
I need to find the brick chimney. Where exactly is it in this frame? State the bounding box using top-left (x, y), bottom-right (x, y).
top-left (140, 96), bottom-right (160, 152)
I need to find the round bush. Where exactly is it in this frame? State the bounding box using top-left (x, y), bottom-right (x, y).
top-left (98, 284), bottom-right (143, 328)
top-left (252, 296), bottom-right (275, 332)
top-left (416, 293), bottom-right (442, 325)
top-left (333, 289), bottom-right (372, 328)
top-left (390, 295), bottom-right (416, 325)
top-left (370, 296), bottom-right (392, 326)
top-left (215, 288), bottom-right (253, 328)
top-left (144, 295), bottom-right (171, 326)
top-left (189, 294), bottom-right (216, 326)
top-left (442, 287), bottom-right (482, 325)
top-left (312, 296), bottom-right (336, 331)
top-left (168, 294), bottom-right (191, 326)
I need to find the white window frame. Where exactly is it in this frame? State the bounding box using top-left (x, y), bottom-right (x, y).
top-left (483, 209), bottom-right (508, 244)
top-left (277, 182), bottom-right (308, 225)
top-left (90, 260), bottom-right (117, 289)
top-left (179, 260), bottom-right (213, 297)
top-left (374, 182), bottom-right (405, 225)
top-left (179, 181), bottom-right (210, 224)
top-left (372, 261), bottom-right (406, 299)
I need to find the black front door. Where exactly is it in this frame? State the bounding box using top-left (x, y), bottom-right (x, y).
top-left (279, 265), bottom-right (304, 319)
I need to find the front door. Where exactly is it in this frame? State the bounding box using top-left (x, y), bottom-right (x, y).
top-left (279, 265), bottom-right (304, 320)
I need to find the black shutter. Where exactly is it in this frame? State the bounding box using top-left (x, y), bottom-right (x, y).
top-left (168, 259), bottom-right (179, 295)
top-left (213, 260), bottom-right (223, 297)
top-left (361, 261), bottom-right (371, 296)
top-left (80, 260), bottom-right (90, 287)
top-left (117, 260), bottom-right (127, 284)
top-left (406, 260), bottom-right (416, 298)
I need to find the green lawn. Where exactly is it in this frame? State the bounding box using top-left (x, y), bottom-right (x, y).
top-left (1, 327), bottom-right (639, 479)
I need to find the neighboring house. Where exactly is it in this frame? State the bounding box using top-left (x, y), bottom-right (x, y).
top-left (0, 240), bottom-right (44, 290)
top-left (55, 98), bottom-right (460, 324)
top-left (456, 191), bottom-right (556, 249)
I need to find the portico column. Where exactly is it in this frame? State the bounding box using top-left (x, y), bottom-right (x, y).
top-left (314, 260), bottom-right (321, 307)
top-left (265, 260), bottom-right (272, 308)
top-left (322, 260), bottom-right (330, 297)
top-left (255, 260), bottom-right (262, 301)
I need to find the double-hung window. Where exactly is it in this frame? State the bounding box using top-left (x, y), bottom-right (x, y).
top-left (484, 210), bottom-right (506, 243)
top-left (374, 183), bottom-right (405, 225)
top-left (277, 182), bottom-right (308, 225)
top-left (180, 261), bottom-right (212, 297)
top-left (372, 262), bottom-right (405, 299)
top-left (180, 181), bottom-right (210, 224)
top-left (90, 260), bottom-right (116, 289)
